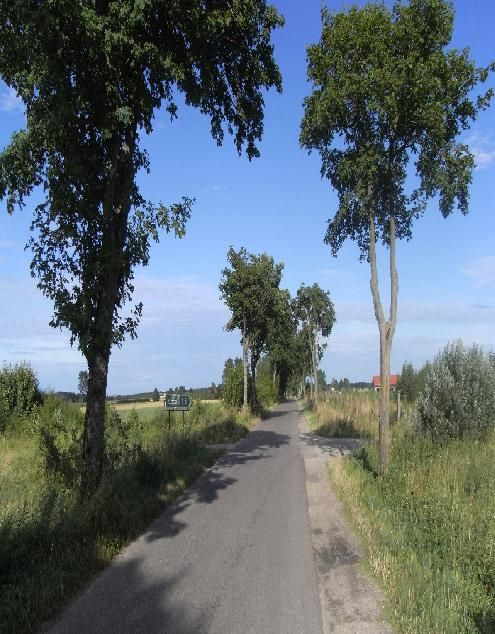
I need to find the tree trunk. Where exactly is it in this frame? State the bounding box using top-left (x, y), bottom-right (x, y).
top-left (81, 350), bottom-right (110, 498)
top-left (250, 352), bottom-right (258, 409)
top-left (242, 319), bottom-right (248, 411)
top-left (80, 124), bottom-right (137, 499)
top-left (369, 212), bottom-right (398, 478)
top-left (313, 332), bottom-right (318, 407)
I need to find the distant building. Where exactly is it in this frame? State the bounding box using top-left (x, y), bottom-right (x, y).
top-left (372, 375), bottom-right (400, 392)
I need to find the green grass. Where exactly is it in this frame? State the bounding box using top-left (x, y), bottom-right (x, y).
top-left (329, 426), bottom-right (495, 633)
top-left (0, 400), bottom-right (258, 633)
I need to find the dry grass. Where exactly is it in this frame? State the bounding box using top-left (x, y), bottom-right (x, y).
top-left (308, 391), bottom-right (380, 438)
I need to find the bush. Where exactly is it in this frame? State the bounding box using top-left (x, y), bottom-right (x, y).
top-left (417, 340), bottom-right (495, 439)
top-left (222, 358), bottom-right (244, 409)
top-left (0, 363), bottom-right (40, 432)
top-left (33, 394), bottom-right (84, 487)
top-left (256, 357), bottom-right (278, 407)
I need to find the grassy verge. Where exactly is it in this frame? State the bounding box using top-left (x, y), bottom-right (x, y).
top-left (329, 427), bottom-right (495, 633)
top-left (304, 391), bottom-right (383, 439)
top-left (0, 401), bottom-right (258, 633)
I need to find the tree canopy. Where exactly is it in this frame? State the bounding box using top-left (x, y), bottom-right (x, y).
top-left (301, 0), bottom-right (493, 257)
top-left (293, 283), bottom-right (335, 404)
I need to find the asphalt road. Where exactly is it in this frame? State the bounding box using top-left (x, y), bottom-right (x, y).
top-left (48, 401), bottom-right (323, 634)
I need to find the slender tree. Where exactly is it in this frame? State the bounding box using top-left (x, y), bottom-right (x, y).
top-left (0, 1), bottom-right (283, 497)
top-left (300, 0), bottom-right (493, 476)
top-left (220, 247), bottom-right (284, 409)
top-left (293, 284), bottom-right (335, 406)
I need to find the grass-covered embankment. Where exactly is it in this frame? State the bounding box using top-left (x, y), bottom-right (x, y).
top-left (328, 416), bottom-right (495, 632)
top-left (0, 399), bottom-right (257, 633)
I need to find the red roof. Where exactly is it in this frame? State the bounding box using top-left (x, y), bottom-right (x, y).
top-left (372, 375), bottom-right (399, 387)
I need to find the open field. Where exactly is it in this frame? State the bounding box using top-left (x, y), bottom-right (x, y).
top-left (0, 399), bottom-right (258, 633)
top-left (323, 394), bottom-right (495, 633)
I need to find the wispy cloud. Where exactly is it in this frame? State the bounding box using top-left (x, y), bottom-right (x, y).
top-left (465, 131), bottom-right (495, 170)
top-left (0, 85), bottom-right (22, 113)
top-left (462, 256), bottom-right (495, 288)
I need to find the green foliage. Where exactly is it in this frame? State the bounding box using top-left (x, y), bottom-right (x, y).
top-left (221, 358), bottom-right (244, 409)
top-left (220, 246), bottom-right (285, 360)
top-left (331, 431), bottom-right (495, 632)
top-left (293, 283), bottom-right (336, 396)
top-left (0, 363), bottom-right (40, 432)
top-left (0, 1), bottom-right (284, 352)
top-left (417, 341), bottom-right (495, 439)
top-left (152, 387), bottom-right (160, 402)
top-left (33, 398), bottom-right (149, 487)
top-left (33, 395), bottom-right (84, 488)
top-left (219, 246), bottom-right (286, 406)
top-left (398, 360), bottom-right (429, 402)
top-left (294, 284), bottom-right (335, 341)
top-left (300, 0), bottom-right (493, 257)
top-left (256, 357), bottom-right (279, 407)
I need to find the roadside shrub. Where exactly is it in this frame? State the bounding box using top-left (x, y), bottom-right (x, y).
top-left (0, 363), bottom-right (40, 432)
top-left (222, 358), bottom-right (244, 409)
top-left (33, 394), bottom-right (84, 487)
top-left (256, 357), bottom-right (278, 407)
top-left (417, 340), bottom-right (495, 439)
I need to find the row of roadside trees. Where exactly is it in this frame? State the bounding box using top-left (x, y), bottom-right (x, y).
top-left (219, 246), bottom-right (335, 411)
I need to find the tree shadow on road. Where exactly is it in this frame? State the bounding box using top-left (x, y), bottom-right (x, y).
top-left (46, 556), bottom-right (211, 634)
top-left (144, 428), bottom-right (290, 543)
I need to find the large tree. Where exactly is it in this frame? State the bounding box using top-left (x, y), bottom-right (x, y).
top-left (293, 283), bottom-right (335, 406)
top-left (300, 0), bottom-right (493, 476)
top-left (0, 1), bottom-right (283, 497)
top-left (219, 247), bottom-right (284, 409)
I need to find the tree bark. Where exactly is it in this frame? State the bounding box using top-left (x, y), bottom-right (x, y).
top-left (81, 350), bottom-right (109, 498)
top-left (369, 212), bottom-right (398, 478)
top-left (313, 331), bottom-right (318, 407)
top-left (250, 352), bottom-right (259, 408)
top-left (242, 318), bottom-right (248, 411)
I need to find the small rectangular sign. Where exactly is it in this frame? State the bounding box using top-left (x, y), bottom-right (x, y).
top-left (165, 393), bottom-right (192, 411)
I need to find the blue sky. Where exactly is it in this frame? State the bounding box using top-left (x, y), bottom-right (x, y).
top-left (1, 0), bottom-right (494, 394)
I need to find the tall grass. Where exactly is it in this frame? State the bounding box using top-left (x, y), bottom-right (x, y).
top-left (0, 400), bottom-right (257, 633)
top-left (328, 407), bottom-right (495, 632)
top-left (306, 391), bottom-right (382, 438)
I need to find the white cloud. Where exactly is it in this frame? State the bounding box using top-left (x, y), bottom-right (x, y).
top-left (465, 131), bottom-right (495, 170)
top-left (0, 85), bottom-right (22, 113)
top-left (462, 256), bottom-right (495, 288)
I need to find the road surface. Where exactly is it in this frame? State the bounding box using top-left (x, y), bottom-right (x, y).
top-left (48, 401), bottom-right (324, 634)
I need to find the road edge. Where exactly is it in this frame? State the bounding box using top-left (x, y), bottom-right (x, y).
top-left (297, 405), bottom-right (392, 634)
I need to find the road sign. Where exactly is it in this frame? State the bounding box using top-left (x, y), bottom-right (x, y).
top-left (165, 393), bottom-right (192, 411)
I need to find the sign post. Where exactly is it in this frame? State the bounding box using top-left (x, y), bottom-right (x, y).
top-left (164, 393), bottom-right (192, 434)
